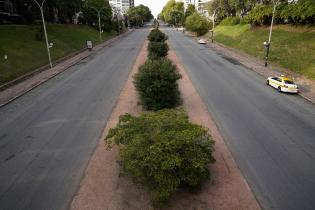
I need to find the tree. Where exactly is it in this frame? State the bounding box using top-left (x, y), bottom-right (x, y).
top-left (185, 4), bottom-right (196, 18)
top-left (81, 0), bottom-right (112, 40)
top-left (127, 4), bottom-right (153, 27)
top-left (185, 13), bottom-right (211, 36)
top-left (160, 0), bottom-right (185, 26)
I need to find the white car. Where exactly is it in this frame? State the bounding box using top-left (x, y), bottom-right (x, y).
top-left (178, 27), bottom-right (184, 32)
top-left (198, 38), bottom-right (207, 44)
top-left (266, 76), bottom-right (299, 93)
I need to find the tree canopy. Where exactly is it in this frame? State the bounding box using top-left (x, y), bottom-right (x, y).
top-left (127, 4), bottom-right (153, 27)
top-left (160, 0), bottom-right (185, 26)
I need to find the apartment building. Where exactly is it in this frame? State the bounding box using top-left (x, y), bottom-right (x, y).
top-left (176, 0), bottom-right (211, 18)
top-left (109, 0), bottom-right (134, 15)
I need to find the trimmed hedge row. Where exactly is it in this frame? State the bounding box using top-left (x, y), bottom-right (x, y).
top-left (106, 28), bottom-right (215, 208)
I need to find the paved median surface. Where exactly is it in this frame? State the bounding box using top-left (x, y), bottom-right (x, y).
top-left (164, 28), bottom-right (315, 210)
top-left (0, 29), bottom-right (148, 210)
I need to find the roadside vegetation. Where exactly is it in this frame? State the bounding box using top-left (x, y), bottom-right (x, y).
top-left (0, 24), bottom-right (115, 85)
top-left (159, 0), bottom-right (211, 36)
top-left (159, 0), bottom-right (314, 79)
top-left (0, 0), bottom-right (153, 86)
top-left (106, 27), bottom-right (215, 208)
top-left (213, 24), bottom-right (315, 79)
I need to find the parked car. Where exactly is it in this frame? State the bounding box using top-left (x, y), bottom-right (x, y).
top-left (266, 76), bottom-right (299, 93)
top-left (198, 38), bottom-right (207, 44)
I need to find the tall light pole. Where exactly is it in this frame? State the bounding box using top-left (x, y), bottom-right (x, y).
top-left (82, 0), bottom-right (107, 42)
top-left (210, 8), bottom-right (220, 43)
top-left (33, 0), bottom-right (52, 68)
top-left (90, 7), bottom-right (107, 41)
top-left (264, 0), bottom-right (280, 67)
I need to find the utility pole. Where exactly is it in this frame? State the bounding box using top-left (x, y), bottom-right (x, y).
top-left (264, 0), bottom-right (280, 67)
top-left (33, 0), bottom-right (52, 68)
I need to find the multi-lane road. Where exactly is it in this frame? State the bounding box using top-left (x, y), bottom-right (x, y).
top-left (1, 27), bottom-right (315, 210)
top-left (0, 29), bottom-right (148, 210)
top-left (164, 28), bottom-right (315, 210)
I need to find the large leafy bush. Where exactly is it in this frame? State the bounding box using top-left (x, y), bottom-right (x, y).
top-left (148, 28), bottom-right (168, 42)
top-left (106, 109), bottom-right (215, 208)
top-left (220, 16), bottom-right (240, 26)
top-left (134, 59), bottom-right (181, 110)
top-left (185, 13), bottom-right (211, 36)
top-left (280, 0), bottom-right (315, 24)
top-left (148, 41), bottom-right (169, 60)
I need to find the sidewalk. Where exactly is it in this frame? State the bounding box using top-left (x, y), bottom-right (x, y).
top-left (0, 30), bottom-right (133, 107)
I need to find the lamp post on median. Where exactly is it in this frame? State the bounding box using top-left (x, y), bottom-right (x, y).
top-left (264, 0), bottom-right (280, 67)
top-left (33, 0), bottom-right (52, 68)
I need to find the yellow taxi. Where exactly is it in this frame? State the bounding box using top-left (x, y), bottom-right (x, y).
top-left (266, 76), bottom-right (299, 93)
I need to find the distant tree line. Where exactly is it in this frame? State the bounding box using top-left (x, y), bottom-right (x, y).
top-left (205, 0), bottom-right (315, 25)
top-left (1, 0), bottom-right (154, 31)
top-left (127, 4), bottom-right (153, 27)
top-left (159, 0), bottom-right (211, 36)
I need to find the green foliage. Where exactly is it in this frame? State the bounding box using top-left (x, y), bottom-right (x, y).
top-left (133, 59), bottom-right (181, 110)
top-left (148, 29), bottom-right (168, 42)
top-left (81, 0), bottom-right (113, 31)
top-left (246, 4), bottom-right (273, 25)
top-left (185, 4), bottom-right (196, 18)
top-left (214, 24), bottom-right (315, 79)
top-left (160, 0), bottom-right (185, 26)
top-left (127, 4), bottom-right (153, 27)
top-left (148, 42), bottom-right (169, 60)
top-left (106, 109), bottom-right (215, 208)
top-left (279, 0), bottom-right (315, 24)
top-left (220, 16), bottom-right (241, 25)
top-left (0, 24), bottom-right (115, 85)
top-left (185, 13), bottom-right (211, 36)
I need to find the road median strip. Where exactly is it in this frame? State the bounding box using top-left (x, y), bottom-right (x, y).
top-left (70, 29), bottom-right (261, 209)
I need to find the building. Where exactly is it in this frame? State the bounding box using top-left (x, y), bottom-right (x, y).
top-left (109, 0), bottom-right (134, 16)
top-left (176, 0), bottom-right (211, 18)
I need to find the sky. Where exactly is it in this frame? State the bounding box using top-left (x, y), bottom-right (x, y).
top-left (135, 0), bottom-right (168, 18)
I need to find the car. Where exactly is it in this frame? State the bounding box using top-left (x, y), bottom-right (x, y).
top-left (177, 27), bottom-right (185, 32)
top-left (266, 76), bottom-right (298, 93)
top-left (198, 38), bottom-right (207, 44)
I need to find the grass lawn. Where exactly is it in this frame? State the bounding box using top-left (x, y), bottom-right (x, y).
top-left (213, 24), bottom-right (315, 79)
top-left (0, 24), bottom-right (116, 85)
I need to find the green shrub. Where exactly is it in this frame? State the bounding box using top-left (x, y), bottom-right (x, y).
top-left (148, 28), bottom-right (168, 42)
top-left (134, 59), bottom-right (181, 110)
top-left (220, 16), bottom-right (240, 26)
top-left (239, 17), bottom-right (249, 25)
top-left (148, 41), bottom-right (169, 60)
top-left (185, 13), bottom-right (211, 36)
top-left (106, 109), bottom-right (215, 208)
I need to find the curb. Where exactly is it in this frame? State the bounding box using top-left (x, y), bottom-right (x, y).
top-left (0, 30), bottom-right (134, 108)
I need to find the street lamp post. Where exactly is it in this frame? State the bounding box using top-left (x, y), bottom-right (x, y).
top-left (33, 0), bottom-right (52, 68)
top-left (82, 0), bottom-right (106, 42)
top-left (90, 7), bottom-right (106, 41)
top-left (264, 0), bottom-right (280, 67)
top-left (210, 8), bottom-right (220, 43)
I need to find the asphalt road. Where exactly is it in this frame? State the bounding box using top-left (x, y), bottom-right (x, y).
top-left (0, 29), bottom-right (148, 210)
top-left (164, 29), bottom-right (315, 210)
